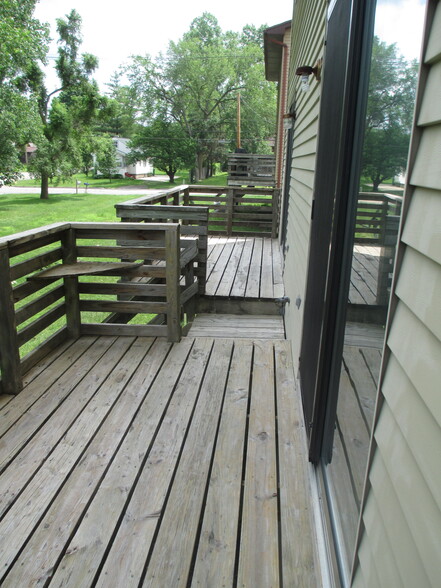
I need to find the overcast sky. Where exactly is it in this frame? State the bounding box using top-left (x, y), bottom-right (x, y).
top-left (34, 0), bottom-right (293, 90)
top-left (34, 0), bottom-right (426, 91)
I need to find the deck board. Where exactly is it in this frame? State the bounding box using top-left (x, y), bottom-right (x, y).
top-left (187, 313), bottom-right (285, 339)
top-left (206, 237), bottom-right (284, 299)
top-left (0, 335), bottom-right (319, 587)
top-left (205, 238), bottom-right (378, 307)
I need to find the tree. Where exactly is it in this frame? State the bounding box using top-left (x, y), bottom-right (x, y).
top-left (99, 71), bottom-right (139, 138)
top-left (95, 139), bottom-right (119, 180)
top-left (27, 10), bottom-right (105, 199)
top-left (129, 119), bottom-right (195, 183)
top-left (0, 0), bottom-right (48, 185)
top-left (361, 36), bottom-right (418, 191)
top-left (126, 14), bottom-right (276, 180)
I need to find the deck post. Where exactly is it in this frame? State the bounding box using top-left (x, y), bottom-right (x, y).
top-left (183, 187), bottom-right (190, 206)
top-left (376, 215), bottom-right (400, 306)
top-left (165, 226), bottom-right (181, 341)
top-left (271, 188), bottom-right (280, 239)
top-left (62, 228), bottom-right (81, 339)
top-left (226, 188), bottom-right (234, 236)
top-left (0, 246), bottom-right (23, 394)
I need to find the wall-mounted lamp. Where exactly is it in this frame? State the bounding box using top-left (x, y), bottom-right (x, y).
top-left (283, 113), bottom-right (295, 130)
top-left (295, 60), bottom-right (322, 92)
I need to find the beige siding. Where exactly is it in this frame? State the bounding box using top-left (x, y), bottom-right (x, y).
top-left (283, 0), bottom-right (327, 370)
top-left (353, 2), bottom-right (441, 586)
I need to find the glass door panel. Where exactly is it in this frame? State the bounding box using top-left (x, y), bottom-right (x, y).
top-left (321, 1), bottom-right (425, 584)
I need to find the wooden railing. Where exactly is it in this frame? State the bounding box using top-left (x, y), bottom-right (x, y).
top-left (227, 154), bottom-right (276, 187)
top-left (116, 185), bottom-right (280, 238)
top-left (0, 222), bottom-right (198, 395)
top-left (354, 193), bottom-right (403, 307)
top-left (116, 205), bottom-right (209, 295)
top-left (355, 192), bottom-right (402, 244)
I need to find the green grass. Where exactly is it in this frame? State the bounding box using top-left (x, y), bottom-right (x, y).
top-left (0, 172), bottom-right (229, 238)
top-left (13, 170), bottom-right (228, 192)
top-left (0, 192), bottom-right (130, 237)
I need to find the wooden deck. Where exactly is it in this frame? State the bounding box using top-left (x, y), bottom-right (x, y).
top-left (187, 313), bottom-right (285, 339)
top-left (205, 237), bottom-right (284, 299)
top-left (204, 239), bottom-right (381, 310)
top-left (0, 335), bottom-right (319, 587)
top-left (349, 245), bottom-right (381, 306)
top-left (326, 322), bottom-right (384, 559)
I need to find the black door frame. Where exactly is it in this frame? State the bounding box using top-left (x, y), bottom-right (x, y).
top-left (298, 0), bottom-right (376, 463)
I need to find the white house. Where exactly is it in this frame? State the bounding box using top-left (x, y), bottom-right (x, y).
top-left (111, 137), bottom-right (154, 178)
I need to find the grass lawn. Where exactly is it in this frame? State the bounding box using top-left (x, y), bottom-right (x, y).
top-left (14, 171), bottom-right (228, 192)
top-left (0, 192), bottom-right (134, 237)
top-left (0, 172), bottom-right (228, 238)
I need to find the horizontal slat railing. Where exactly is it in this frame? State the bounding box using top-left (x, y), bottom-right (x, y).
top-left (355, 192), bottom-right (403, 244)
top-left (0, 223), bottom-right (70, 395)
top-left (0, 222), bottom-right (198, 395)
top-left (116, 185), bottom-right (280, 238)
top-left (115, 204), bottom-right (209, 294)
top-left (353, 193), bottom-right (402, 308)
top-left (227, 153), bottom-right (276, 187)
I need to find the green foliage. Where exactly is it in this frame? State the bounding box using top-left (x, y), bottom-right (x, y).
top-left (0, 0), bottom-right (49, 185)
top-left (125, 13), bottom-right (276, 180)
top-left (0, 0), bottom-right (49, 84)
top-left (27, 10), bottom-right (107, 198)
top-left (361, 36), bottom-right (418, 191)
top-left (101, 71), bottom-right (139, 138)
top-left (95, 140), bottom-right (119, 179)
top-left (130, 119), bottom-right (196, 182)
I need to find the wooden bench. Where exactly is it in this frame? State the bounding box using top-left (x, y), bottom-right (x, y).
top-left (115, 204), bottom-right (209, 294)
top-left (31, 223), bottom-right (198, 342)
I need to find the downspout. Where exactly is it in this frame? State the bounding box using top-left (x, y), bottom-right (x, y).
top-left (269, 38), bottom-right (289, 189)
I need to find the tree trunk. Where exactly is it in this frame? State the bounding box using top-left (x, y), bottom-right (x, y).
top-left (195, 152), bottom-right (205, 181)
top-left (40, 173), bottom-right (49, 200)
top-left (372, 176), bottom-right (381, 192)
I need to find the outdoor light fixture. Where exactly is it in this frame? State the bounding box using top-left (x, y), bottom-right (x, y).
top-left (283, 113), bottom-right (295, 129)
top-left (295, 61), bottom-right (322, 92)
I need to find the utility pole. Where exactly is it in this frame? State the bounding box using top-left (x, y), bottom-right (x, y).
top-left (237, 92), bottom-right (241, 150)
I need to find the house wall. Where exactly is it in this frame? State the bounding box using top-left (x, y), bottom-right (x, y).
top-left (283, 0), bottom-right (327, 373)
top-left (352, 2), bottom-right (441, 586)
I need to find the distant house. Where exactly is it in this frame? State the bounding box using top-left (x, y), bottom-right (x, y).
top-left (20, 143), bottom-right (37, 165)
top-left (111, 137), bottom-right (154, 178)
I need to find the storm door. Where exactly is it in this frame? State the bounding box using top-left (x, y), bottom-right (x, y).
top-left (298, 0), bottom-right (376, 456)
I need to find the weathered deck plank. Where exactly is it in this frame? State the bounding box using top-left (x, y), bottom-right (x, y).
top-left (187, 313), bottom-right (285, 339)
top-left (206, 236), bottom-right (284, 300)
top-left (205, 237), bottom-right (376, 306)
top-left (0, 335), bottom-right (319, 587)
top-left (191, 340), bottom-right (253, 587)
top-left (237, 339), bottom-right (279, 587)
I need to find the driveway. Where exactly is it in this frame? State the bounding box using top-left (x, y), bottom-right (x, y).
top-left (0, 185), bottom-right (164, 197)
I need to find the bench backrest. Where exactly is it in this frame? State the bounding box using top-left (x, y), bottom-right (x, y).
top-left (116, 205), bottom-right (209, 294)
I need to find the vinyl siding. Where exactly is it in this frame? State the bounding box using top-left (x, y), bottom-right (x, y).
top-left (352, 2), bottom-right (441, 586)
top-left (283, 0), bottom-right (327, 370)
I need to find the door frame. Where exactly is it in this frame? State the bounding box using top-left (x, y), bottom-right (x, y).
top-left (298, 0), bottom-right (377, 462)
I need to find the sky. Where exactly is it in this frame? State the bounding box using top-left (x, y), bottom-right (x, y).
top-left (34, 0), bottom-right (426, 92)
top-left (34, 0), bottom-right (293, 91)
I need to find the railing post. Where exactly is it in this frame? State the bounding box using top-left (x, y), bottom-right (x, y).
top-left (226, 188), bottom-right (234, 236)
top-left (62, 228), bottom-right (81, 339)
top-left (271, 188), bottom-right (280, 239)
top-left (183, 187), bottom-right (190, 206)
top-left (0, 246), bottom-right (22, 394)
top-left (376, 215), bottom-right (400, 306)
top-left (165, 226), bottom-right (181, 342)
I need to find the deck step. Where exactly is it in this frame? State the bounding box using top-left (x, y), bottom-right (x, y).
top-left (186, 313), bottom-right (285, 339)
